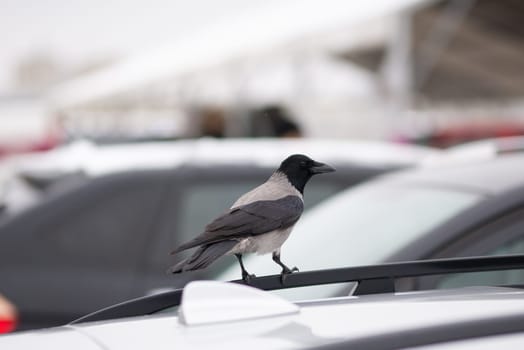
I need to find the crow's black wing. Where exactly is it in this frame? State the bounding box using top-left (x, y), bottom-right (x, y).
top-left (171, 195), bottom-right (303, 253)
top-left (206, 195), bottom-right (303, 234)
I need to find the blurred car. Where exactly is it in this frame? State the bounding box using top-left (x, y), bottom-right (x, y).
top-left (217, 152), bottom-right (524, 300)
top-left (1, 255), bottom-right (524, 349)
top-left (403, 121), bottom-right (524, 148)
top-left (0, 294), bottom-right (17, 335)
top-left (0, 138), bottom-right (435, 330)
top-left (0, 138), bottom-right (436, 217)
top-left (420, 135), bottom-right (524, 167)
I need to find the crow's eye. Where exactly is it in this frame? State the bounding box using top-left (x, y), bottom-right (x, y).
top-left (300, 161), bottom-right (307, 167)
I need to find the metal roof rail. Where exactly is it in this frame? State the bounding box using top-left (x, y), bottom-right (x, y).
top-left (71, 254), bottom-right (524, 324)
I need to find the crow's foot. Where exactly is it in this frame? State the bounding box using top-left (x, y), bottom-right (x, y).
top-left (280, 266), bottom-right (299, 284)
top-left (242, 272), bottom-right (257, 284)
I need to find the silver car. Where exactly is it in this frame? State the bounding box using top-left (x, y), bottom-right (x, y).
top-left (217, 151), bottom-right (524, 300)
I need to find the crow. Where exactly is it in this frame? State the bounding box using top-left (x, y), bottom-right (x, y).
top-left (169, 154), bottom-right (335, 282)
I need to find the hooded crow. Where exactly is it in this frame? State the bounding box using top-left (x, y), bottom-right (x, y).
top-left (169, 154), bottom-right (335, 282)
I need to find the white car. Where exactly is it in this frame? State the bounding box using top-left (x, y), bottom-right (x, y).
top-left (1, 255), bottom-right (524, 349)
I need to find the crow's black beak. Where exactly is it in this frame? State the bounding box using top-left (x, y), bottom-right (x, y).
top-left (310, 161), bottom-right (336, 174)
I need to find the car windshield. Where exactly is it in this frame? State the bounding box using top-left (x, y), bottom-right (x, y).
top-left (216, 179), bottom-right (483, 300)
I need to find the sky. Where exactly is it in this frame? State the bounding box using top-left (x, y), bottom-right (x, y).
top-left (0, 0), bottom-right (281, 94)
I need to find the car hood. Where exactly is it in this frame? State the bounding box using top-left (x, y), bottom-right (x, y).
top-left (3, 286), bottom-right (524, 350)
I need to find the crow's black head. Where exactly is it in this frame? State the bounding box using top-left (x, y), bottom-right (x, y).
top-left (277, 154), bottom-right (335, 194)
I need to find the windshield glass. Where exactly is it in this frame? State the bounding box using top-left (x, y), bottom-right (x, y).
top-left (216, 180), bottom-right (483, 300)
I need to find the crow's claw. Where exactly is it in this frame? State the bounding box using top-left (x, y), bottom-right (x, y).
top-left (242, 273), bottom-right (256, 284)
top-left (280, 266), bottom-right (299, 284)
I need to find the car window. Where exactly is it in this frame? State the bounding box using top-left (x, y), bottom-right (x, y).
top-left (177, 181), bottom-right (342, 244)
top-left (1, 172), bottom-right (168, 268)
top-left (177, 182), bottom-right (260, 244)
top-left (51, 183), bottom-right (163, 266)
top-left (148, 171), bottom-right (347, 274)
top-left (437, 237), bottom-right (524, 289)
top-left (216, 182), bottom-right (482, 300)
top-left (409, 207), bottom-right (524, 290)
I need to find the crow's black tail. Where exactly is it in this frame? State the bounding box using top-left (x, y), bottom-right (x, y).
top-left (169, 240), bottom-right (238, 274)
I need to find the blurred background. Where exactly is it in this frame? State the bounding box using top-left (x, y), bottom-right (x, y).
top-left (3, 0), bottom-right (524, 333)
top-left (3, 0), bottom-right (524, 151)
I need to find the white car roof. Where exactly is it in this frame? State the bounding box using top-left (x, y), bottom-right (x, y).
top-left (3, 284), bottom-right (522, 350)
top-left (7, 138), bottom-right (437, 177)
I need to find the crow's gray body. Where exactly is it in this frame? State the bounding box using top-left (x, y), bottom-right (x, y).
top-left (232, 172), bottom-right (302, 206)
top-left (226, 172), bottom-right (303, 255)
top-left (170, 173), bottom-right (303, 273)
top-left (169, 154), bottom-right (334, 279)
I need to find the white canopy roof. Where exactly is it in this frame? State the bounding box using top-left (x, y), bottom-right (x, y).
top-left (48, 0), bottom-right (433, 109)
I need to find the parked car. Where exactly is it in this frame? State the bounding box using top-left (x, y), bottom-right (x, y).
top-left (217, 152), bottom-right (524, 300)
top-left (0, 138), bottom-right (434, 330)
top-left (420, 135), bottom-right (524, 166)
top-left (1, 255), bottom-right (524, 349)
top-left (0, 138), bottom-right (435, 217)
top-left (401, 121), bottom-right (524, 148)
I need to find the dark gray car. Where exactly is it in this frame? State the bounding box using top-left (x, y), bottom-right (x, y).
top-left (0, 159), bottom-right (398, 330)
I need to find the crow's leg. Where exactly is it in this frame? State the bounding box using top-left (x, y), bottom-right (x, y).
top-left (272, 251), bottom-right (298, 284)
top-left (235, 254), bottom-right (255, 283)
